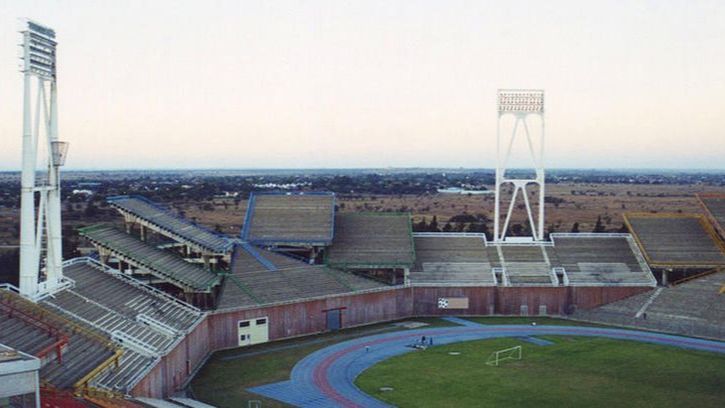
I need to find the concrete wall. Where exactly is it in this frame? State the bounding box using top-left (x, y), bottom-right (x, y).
top-left (131, 284), bottom-right (649, 398)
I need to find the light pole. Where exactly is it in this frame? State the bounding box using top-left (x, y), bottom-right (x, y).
top-left (18, 19), bottom-right (69, 298)
top-left (494, 89), bottom-right (545, 242)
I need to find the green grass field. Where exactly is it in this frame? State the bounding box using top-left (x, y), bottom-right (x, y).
top-left (189, 318), bottom-right (457, 407)
top-left (356, 336), bottom-right (725, 408)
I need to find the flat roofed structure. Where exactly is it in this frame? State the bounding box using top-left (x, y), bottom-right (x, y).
top-left (107, 195), bottom-right (233, 254)
top-left (218, 247), bottom-right (386, 310)
top-left (325, 213), bottom-right (415, 269)
top-left (550, 234), bottom-right (656, 286)
top-left (79, 224), bottom-right (220, 293)
top-left (241, 192), bottom-right (335, 246)
top-left (624, 213), bottom-right (725, 268)
top-left (410, 234), bottom-right (495, 285)
top-left (698, 193), bottom-right (725, 238)
top-left (0, 343), bottom-right (40, 407)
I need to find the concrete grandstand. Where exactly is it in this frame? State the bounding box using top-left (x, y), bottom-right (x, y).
top-left (5, 191), bottom-right (683, 402)
top-left (624, 212), bottom-right (725, 269)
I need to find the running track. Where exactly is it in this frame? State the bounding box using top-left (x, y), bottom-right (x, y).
top-left (248, 320), bottom-right (725, 407)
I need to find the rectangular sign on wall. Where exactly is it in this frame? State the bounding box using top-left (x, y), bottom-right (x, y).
top-left (437, 297), bottom-right (469, 309)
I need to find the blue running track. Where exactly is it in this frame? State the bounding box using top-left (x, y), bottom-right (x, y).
top-left (248, 323), bottom-right (725, 407)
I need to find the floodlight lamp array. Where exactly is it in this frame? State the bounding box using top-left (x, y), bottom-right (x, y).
top-left (21, 20), bottom-right (57, 80)
top-left (497, 90), bottom-right (544, 113)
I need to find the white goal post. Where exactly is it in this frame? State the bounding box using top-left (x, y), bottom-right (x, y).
top-left (486, 345), bottom-right (522, 366)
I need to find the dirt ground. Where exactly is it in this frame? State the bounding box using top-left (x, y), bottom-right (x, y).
top-left (179, 183), bottom-right (725, 235)
top-left (0, 183), bottom-right (723, 245)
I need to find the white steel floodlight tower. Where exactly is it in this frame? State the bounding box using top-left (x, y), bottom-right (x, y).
top-left (494, 89), bottom-right (545, 242)
top-left (18, 19), bottom-right (69, 298)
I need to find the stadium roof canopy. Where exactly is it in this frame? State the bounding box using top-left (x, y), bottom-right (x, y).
top-left (241, 191), bottom-right (335, 246)
top-left (107, 195), bottom-right (233, 254)
top-left (79, 224), bottom-right (220, 292)
top-left (325, 212), bottom-right (415, 269)
top-left (624, 213), bottom-right (725, 269)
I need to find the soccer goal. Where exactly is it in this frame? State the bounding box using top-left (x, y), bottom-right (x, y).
top-left (486, 345), bottom-right (522, 366)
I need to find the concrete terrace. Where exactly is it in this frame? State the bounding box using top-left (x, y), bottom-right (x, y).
top-left (241, 192), bottom-right (335, 246)
top-left (573, 270), bottom-right (725, 340)
top-left (218, 247), bottom-right (387, 310)
top-left (410, 234), bottom-right (494, 285)
top-left (698, 194), bottom-right (725, 238)
top-left (624, 213), bottom-right (725, 268)
top-left (325, 213), bottom-right (415, 269)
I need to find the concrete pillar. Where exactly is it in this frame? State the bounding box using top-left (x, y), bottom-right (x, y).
top-left (403, 268), bottom-right (410, 286)
top-left (139, 225), bottom-right (146, 242)
top-left (202, 255), bottom-right (211, 270)
top-left (662, 269), bottom-right (669, 286)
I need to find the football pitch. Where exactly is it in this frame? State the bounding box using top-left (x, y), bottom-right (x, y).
top-left (356, 336), bottom-right (725, 408)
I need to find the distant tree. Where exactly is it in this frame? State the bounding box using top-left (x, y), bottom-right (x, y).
top-left (467, 222), bottom-right (489, 235)
top-left (571, 222), bottom-right (580, 233)
top-left (442, 222), bottom-right (453, 232)
top-left (593, 216), bottom-right (606, 233)
top-left (429, 216), bottom-right (439, 232)
top-left (413, 217), bottom-right (428, 232)
top-left (84, 202), bottom-right (98, 218)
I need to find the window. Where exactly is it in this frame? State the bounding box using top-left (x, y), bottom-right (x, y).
top-left (240, 334), bottom-right (247, 341)
top-left (256, 318), bottom-right (267, 325)
top-left (239, 321), bottom-right (250, 328)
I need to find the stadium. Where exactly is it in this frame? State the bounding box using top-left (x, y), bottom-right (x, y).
top-left (2, 20), bottom-right (725, 408)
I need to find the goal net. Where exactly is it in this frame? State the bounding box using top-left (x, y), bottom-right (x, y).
top-left (486, 345), bottom-right (522, 366)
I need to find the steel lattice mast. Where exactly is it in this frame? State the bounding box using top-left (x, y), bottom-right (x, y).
top-left (494, 89), bottom-right (545, 242)
top-left (18, 19), bottom-right (69, 298)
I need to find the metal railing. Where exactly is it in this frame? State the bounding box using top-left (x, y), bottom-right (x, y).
top-left (136, 314), bottom-right (179, 338)
top-left (0, 293), bottom-right (69, 364)
top-left (111, 330), bottom-right (158, 358)
top-left (70, 257), bottom-right (202, 315)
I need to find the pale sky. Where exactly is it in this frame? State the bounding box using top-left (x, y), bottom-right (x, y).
top-left (1, 0), bottom-right (724, 170)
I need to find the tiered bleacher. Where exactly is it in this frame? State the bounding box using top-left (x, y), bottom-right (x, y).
top-left (573, 270), bottom-right (725, 340)
top-left (0, 289), bottom-right (119, 390)
top-left (107, 195), bottom-right (233, 255)
top-left (218, 247), bottom-right (386, 310)
top-left (698, 194), bottom-right (725, 237)
top-left (491, 245), bottom-right (556, 286)
top-left (410, 234), bottom-right (495, 285)
top-left (551, 234), bottom-right (656, 286)
top-left (42, 259), bottom-right (204, 393)
top-left (325, 213), bottom-right (415, 269)
top-left (624, 213), bottom-right (725, 268)
top-left (79, 224), bottom-right (220, 293)
top-left (241, 192), bottom-right (335, 246)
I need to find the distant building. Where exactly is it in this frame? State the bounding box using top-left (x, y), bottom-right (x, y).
top-left (437, 187), bottom-right (493, 195)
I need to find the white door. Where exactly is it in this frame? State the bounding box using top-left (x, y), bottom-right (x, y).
top-left (238, 317), bottom-right (269, 346)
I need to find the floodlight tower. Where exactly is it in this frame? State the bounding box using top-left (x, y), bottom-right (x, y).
top-left (18, 20), bottom-right (69, 298)
top-left (494, 89), bottom-right (545, 242)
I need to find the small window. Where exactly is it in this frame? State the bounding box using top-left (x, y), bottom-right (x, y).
top-left (256, 318), bottom-right (267, 325)
top-left (240, 334), bottom-right (246, 341)
top-left (239, 321), bottom-right (250, 328)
